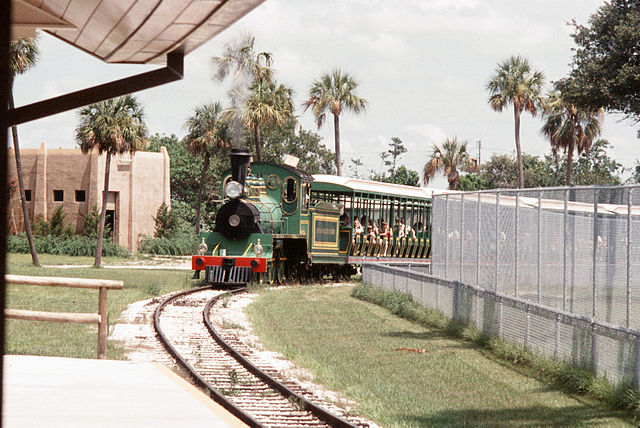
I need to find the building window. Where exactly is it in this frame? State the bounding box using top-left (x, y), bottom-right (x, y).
top-left (53, 190), bottom-right (64, 202)
top-left (24, 190), bottom-right (31, 202)
top-left (75, 190), bottom-right (86, 202)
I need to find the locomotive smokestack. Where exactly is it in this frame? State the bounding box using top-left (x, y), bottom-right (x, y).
top-left (230, 149), bottom-right (252, 187)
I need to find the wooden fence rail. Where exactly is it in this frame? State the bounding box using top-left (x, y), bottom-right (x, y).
top-left (4, 274), bottom-right (124, 359)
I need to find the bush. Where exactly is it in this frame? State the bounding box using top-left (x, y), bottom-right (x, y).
top-left (7, 233), bottom-right (129, 257)
top-left (137, 234), bottom-right (198, 256)
top-left (83, 205), bottom-right (112, 238)
top-left (32, 206), bottom-right (74, 238)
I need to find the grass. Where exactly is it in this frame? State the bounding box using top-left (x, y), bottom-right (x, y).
top-left (5, 253), bottom-right (199, 359)
top-left (246, 284), bottom-right (635, 427)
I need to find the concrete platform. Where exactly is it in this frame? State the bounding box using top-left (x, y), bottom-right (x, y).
top-left (3, 355), bottom-right (247, 428)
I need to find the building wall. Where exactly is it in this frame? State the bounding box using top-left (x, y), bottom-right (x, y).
top-left (8, 142), bottom-right (171, 251)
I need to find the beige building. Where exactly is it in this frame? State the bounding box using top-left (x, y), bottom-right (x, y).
top-left (8, 142), bottom-right (171, 251)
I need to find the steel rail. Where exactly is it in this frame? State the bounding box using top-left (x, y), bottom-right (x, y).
top-left (203, 288), bottom-right (358, 428)
top-left (153, 286), bottom-right (262, 428)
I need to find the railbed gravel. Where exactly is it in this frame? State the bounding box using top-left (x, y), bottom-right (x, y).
top-left (111, 286), bottom-right (377, 428)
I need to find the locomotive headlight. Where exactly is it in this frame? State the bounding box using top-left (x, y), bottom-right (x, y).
top-left (253, 239), bottom-right (263, 256)
top-left (225, 180), bottom-right (244, 199)
top-left (229, 214), bottom-right (241, 227)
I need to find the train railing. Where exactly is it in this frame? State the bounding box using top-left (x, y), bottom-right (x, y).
top-left (363, 263), bottom-right (640, 389)
top-left (5, 275), bottom-right (124, 359)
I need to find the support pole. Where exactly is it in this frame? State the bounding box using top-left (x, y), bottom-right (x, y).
top-left (627, 187), bottom-right (632, 329)
top-left (98, 287), bottom-right (108, 359)
top-left (593, 189), bottom-right (599, 320)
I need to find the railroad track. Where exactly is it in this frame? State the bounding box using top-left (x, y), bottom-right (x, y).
top-left (153, 286), bottom-right (369, 428)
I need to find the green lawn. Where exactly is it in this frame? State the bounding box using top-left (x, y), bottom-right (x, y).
top-left (5, 253), bottom-right (198, 359)
top-left (246, 285), bottom-right (634, 427)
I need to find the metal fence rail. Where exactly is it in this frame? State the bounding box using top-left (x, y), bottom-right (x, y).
top-left (362, 263), bottom-right (640, 388)
top-left (432, 185), bottom-right (640, 330)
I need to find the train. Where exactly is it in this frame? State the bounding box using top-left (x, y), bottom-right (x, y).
top-left (191, 149), bottom-right (438, 285)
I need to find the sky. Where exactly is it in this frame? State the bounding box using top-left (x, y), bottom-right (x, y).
top-left (12, 0), bottom-right (640, 189)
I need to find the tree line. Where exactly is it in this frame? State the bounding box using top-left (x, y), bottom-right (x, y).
top-left (8, 0), bottom-right (640, 266)
top-left (427, 0), bottom-right (640, 190)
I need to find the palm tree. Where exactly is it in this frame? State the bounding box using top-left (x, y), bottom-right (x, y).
top-left (541, 91), bottom-right (603, 185)
top-left (423, 138), bottom-right (475, 190)
top-left (185, 102), bottom-right (230, 234)
top-left (212, 33), bottom-right (273, 149)
top-left (9, 37), bottom-right (40, 266)
top-left (76, 96), bottom-right (148, 267)
top-left (486, 56), bottom-right (544, 188)
top-left (226, 79), bottom-right (294, 161)
top-left (303, 69), bottom-right (367, 176)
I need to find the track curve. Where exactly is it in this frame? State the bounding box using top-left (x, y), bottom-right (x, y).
top-left (153, 286), bottom-right (363, 428)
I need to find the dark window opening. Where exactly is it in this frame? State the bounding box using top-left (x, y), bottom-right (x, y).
top-left (53, 190), bottom-right (64, 202)
top-left (105, 210), bottom-right (115, 238)
top-left (24, 190), bottom-right (31, 202)
top-left (283, 178), bottom-right (297, 203)
top-left (75, 190), bottom-right (86, 202)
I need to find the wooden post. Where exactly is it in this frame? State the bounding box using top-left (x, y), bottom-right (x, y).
top-left (98, 287), bottom-right (108, 359)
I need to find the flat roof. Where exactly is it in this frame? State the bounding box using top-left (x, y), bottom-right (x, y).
top-left (312, 174), bottom-right (451, 200)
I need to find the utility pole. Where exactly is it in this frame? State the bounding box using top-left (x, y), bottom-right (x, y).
top-left (477, 140), bottom-right (481, 166)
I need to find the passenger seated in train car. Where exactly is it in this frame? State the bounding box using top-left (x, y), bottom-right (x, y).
top-left (395, 218), bottom-right (405, 238)
top-left (402, 218), bottom-right (416, 239)
top-left (378, 220), bottom-right (392, 257)
top-left (366, 225), bottom-right (376, 244)
top-left (340, 212), bottom-right (350, 226)
top-left (369, 219), bottom-right (379, 236)
top-left (353, 217), bottom-right (363, 235)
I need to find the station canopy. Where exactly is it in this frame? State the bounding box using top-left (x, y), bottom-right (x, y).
top-left (10, 0), bottom-right (263, 64)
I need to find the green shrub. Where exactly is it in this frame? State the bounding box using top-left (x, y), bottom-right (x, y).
top-left (82, 205), bottom-right (112, 238)
top-left (7, 234), bottom-right (129, 257)
top-left (32, 206), bottom-right (74, 238)
top-left (137, 234), bottom-right (197, 255)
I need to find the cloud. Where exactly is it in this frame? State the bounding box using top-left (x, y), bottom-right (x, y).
top-left (405, 123), bottom-right (448, 146)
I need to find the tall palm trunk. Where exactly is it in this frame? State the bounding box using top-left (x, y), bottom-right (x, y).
top-left (95, 152), bottom-right (111, 267)
top-left (9, 89), bottom-right (40, 266)
top-left (195, 153), bottom-right (210, 235)
top-left (513, 107), bottom-right (524, 189)
top-left (254, 127), bottom-right (262, 162)
top-left (566, 143), bottom-right (574, 186)
top-left (333, 113), bottom-right (342, 176)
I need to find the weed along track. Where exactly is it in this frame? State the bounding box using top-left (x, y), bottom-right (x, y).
top-left (154, 287), bottom-right (367, 428)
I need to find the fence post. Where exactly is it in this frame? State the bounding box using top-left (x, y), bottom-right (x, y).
top-left (563, 189), bottom-right (568, 312)
top-left (592, 189), bottom-right (599, 320)
top-left (555, 314), bottom-right (560, 358)
top-left (537, 190), bottom-right (542, 304)
top-left (627, 187), bottom-right (632, 329)
top-left (635, 335), bottom-right (640, 388)
top-left (525, 304), bottom-right (530, 348)
top-left (497, 296), bottom-right (503, 337)
top-left (476, 193), bottom-right (481, 287)
top-left (445, 194), bottom-right (449, 279)
top-left (515, 192), bottom-right (519, 298)
top-left (495, 192), bottom-right (500, 293)
top-left (98, 286), bottom-right (108, 360)
top-left (460, 193), bottom-right (465, 282)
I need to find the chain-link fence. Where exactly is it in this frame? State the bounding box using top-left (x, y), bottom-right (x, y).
top-left (362, 263), bottom-right (640, 388)
top-left (431, 185), bottom-right (640, 330)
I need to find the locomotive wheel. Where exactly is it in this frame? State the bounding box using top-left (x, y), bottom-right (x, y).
top-left (276, 261), bottom-right (285, 284)
top-left (266, 262), bottom-right (276, 285)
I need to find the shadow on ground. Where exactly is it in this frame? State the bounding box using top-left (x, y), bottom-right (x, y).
top-left (397, 404), bottom-right (631, 427)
